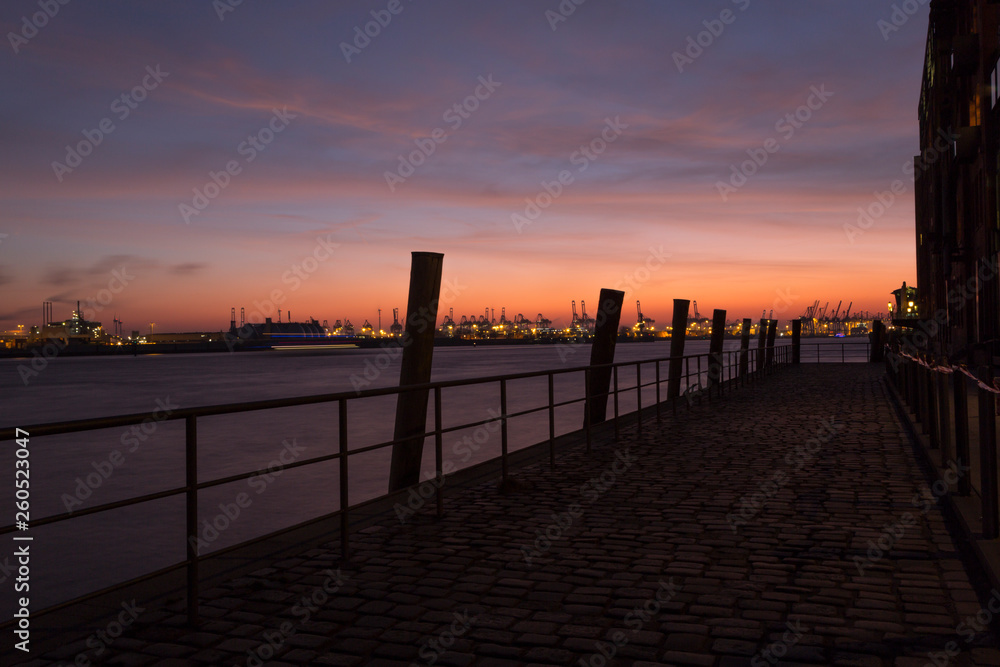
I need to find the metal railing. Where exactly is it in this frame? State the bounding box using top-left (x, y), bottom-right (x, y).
top-left (799, 340), bottom-right (871, 363)
top-left (0, 343), bottom-right (795, 625)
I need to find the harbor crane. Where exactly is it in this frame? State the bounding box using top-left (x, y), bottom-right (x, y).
top-left (571, 300), bottom-right (579, 327)
top-left (580, 300), bottom-right (593, 330)
top-left (390, 308), bottom-right (403, 336)
top-left (636, 300), bottom-right (654, 333)
top-left (832, 300), bottom-right (842, 321)
top-left (693, 300), bottom-right (701, 320)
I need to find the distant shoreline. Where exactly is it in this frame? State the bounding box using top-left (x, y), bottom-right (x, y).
top-left (0, 333), bottom-right (866, 360)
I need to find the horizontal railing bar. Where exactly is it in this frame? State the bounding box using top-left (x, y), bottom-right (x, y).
top-left (0, 484), bottom-right (188, 534)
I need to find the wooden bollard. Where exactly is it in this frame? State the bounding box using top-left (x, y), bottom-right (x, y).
top-left (388, 252), bottom-right (444, 493)
top-left (756, 318), bottom-right (767, 372)
top-left (585, 289), bottom-right (625, 426)
top-left (667, 299), bottom-right (690, 401)
top-left (792, 319), bottom-right (802, 364)
top-left (707, 309), bottom-right (726, 392)
top-left (870, 320), bottom-right (885, 362)
top-left (765, 319), bottom-right (777, 367)
top-left (738, 318), bottom-right (751, 378)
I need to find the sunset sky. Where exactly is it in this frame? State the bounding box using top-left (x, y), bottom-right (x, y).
top-left (0, 1), bottom-right (926, 332)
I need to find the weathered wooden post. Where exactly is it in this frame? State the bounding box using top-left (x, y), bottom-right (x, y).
top-left (667, 299), bottom-right (690, 401)
top-left (388, 252), bottom-right (444, 493)
top-left (792, 319), bottom-right (802, 364)
top-left (979, 364), bottom-right (999, 538)
top-left (738, 318), bottom-right (751, 379)
top-left (585, 289), bottom-right (625, 426)
top-left (765, 319), bottom-right (778, 368)
top-left (756, 318), bottom-right (767, 372)
top-left (708, 309), bottom-right (726, 394)
top-left (870, 320), bottom-right (885, 362)
top-left (953, 369), bottom-right (972, 496)
top-left (937, 361), bottom-right (952, 462)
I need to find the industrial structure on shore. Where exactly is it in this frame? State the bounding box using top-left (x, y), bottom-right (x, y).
top-left (1, 295), bottom-right (884, 356)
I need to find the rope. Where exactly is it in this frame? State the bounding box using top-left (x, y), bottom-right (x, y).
top-left (893, 349), bottom-right (1000, 394)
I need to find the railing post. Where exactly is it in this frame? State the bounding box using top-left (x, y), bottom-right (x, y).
top-left (613, 366), bottom-right (620, 440)
top-left (185, 415), bottom-right (198, 626)
top-left (548, 374), bottom-right (556, 468)
top-left (979, 365), bottom-right (998, 539)
top-left (937, 366), bottom-right (952, 465)
top-left (635, 362), bottom-right (642, 434)
top-left (739, 318), bottom-right (751, 378)
top-left (339, 399), bottom-right (350, 559)
top-left (953, 369), bottom-right (972, 496)
top-left (435, 387), bottom-right (444, 517)
top-left (655, 360), bottom-right (662, 422)
top-left (500, 379), bottom-right (509, 483)
top-left (926, 360), bottom-right (940, 450)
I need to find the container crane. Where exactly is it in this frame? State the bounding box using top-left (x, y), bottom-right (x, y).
top-left (636, 300), bottom-right (654, 333)
top-left (571, 300), bottom-right (579, 327)
top-left (580, 300), bottom-right (593, 330)
top-left (693, 300), bottom-right (701, 320)
top-left (390, 308), bottom-right (403, 336)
